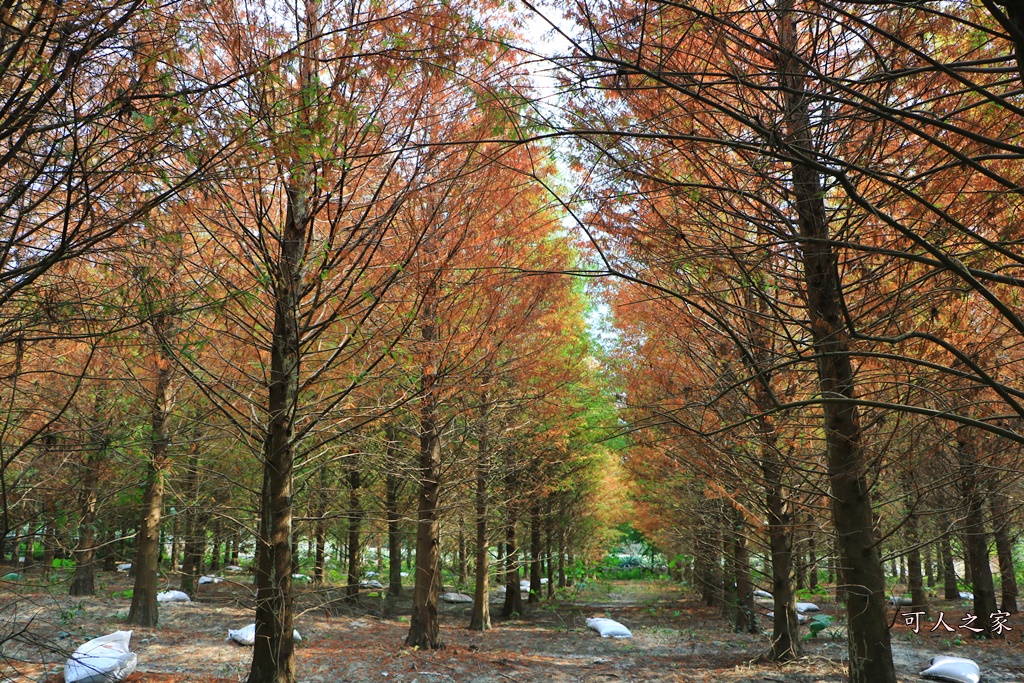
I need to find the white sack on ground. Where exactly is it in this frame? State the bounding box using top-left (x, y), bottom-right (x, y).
top-left (920, 655), bottom-right (981, 683)
top-left (360, 580), bottom-right (383, 589)
top-left (199, 576), bottom-right (223, 585)
top-left (753, 589), bottom-right (772, 598)
top-left (441, 592), bottom-right (473, 603)
top-left (156, 590), bottom-right (190, 603)
top-left (586, 617), bottom-right (633, 638)
top-left (225, 565), bottom-right (244, 572)
top-left (959, 591), bottom-right (974, 600)
top-left (766, 611), bottom-right (808, 623)
top-left (115, 564), bottom-right (131, 572)
top-left (64, 630), bottom-right (137, 683)
top-left (227, 624), bottom-right (302, 646)
top-left (795, 602), bottom-right (819, 613)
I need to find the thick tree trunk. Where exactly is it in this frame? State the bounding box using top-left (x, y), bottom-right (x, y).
top-left (247, 178), bottom-right (307, 683)
top-left (775, 4), bottom-right (894, 677)
top-left (957, 438), bottom-right (999, 636)
top-left (129, 349), bottom-right (175, 627)
top-left (406, 338), bottom-right (443, 649)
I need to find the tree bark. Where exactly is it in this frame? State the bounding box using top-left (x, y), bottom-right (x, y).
top-left (346, 468), bottom-right (363, 600)
top-left (957, 437), bottom-right (999, 637)
top-left (775, 3), bottom-right (895, 677)
top-left (991, 492), bottom-right (1018, 614)
top-left (246, 177), bottom-right (308, 683)
top-left (528, 503), bottom-right (542, 603)
top-left (502, 518), bottom-right (523, 617)
top-left (939, 511), bottom-right (960, 600)
top-left (763, 458), bottom-right (800, 661)
top-left (469, 385), bottom-right (491, 631)
top-left (406, 317), bottom-right (443, 649)
top-left (129, 343), bottom-right (175, 627)
top-left (70, 438), bottom-right (104, 596)
top-left (386, 426), bottom-right (403, 598)
top-left (732, 508), bottom-right (756, 634)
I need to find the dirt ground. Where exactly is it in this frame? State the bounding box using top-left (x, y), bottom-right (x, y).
top-left (2, 569), bottom-right (1023, 683)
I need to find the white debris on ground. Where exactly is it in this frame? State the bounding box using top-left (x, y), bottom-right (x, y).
top-left (64, 630), bottom-right (137, 683)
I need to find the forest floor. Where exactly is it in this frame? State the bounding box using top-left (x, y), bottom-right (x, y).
top-left (2, 569), bottom-right (1023, 683)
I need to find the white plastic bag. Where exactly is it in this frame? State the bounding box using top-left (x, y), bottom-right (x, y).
top-left (64, 630), bottom-right (137, 683)
top-left (227, 624), bottom-right (302, 646)
top-left (586, 617), bottom-right (633, 638)
top-left (959, 591), bottom-right (974, 600)
top-left (115, 564), bottom-right (131, 572)
top-left (795, 602), bottom-right (819, 613)
top-left (359, 579), bottom-right (384, 589)
top-left (225, 565), bottom-right (244, 572)
top-left (441, 592), bottom-right (473, 603)
top-left (920, 655), bottom-right (981, 683)
top-left (199, 575), bottom-right (223, 585)
top-left (156, 590), bottom-right (190, 603)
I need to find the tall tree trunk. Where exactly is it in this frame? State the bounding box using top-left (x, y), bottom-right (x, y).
top-left (557, 525), bottom-right (566, 589)
top-left (991, 492), bottom-right (1018, 614)
top-left (209, 517), bottom-right (221, 572)
top-left (733, 508), bottom-right (756, 634)
top-left (957, 437), bottom-right (999, 636)
top-left (129, 346), bottom-right (175, 627)
top-left (807, 533), bottom-right (817, 591)
top-left (70, 443), bottom-right (104, 596)
top-left (528, 503), bottom-right (542, 604)
top-left (386, 426), bottom-right (403, 598)
top-left (179, 446), bottom-right (203, 595)
top-left (775, 4), bottom-right (894, 678)
top-left (545, 516), bottom-right (554, 599)
top-left (763, 458), bottom-right (800, 661)
top-left (457, 521), bottom-right (467, 587)
top-left (247, 177), bottom-right (308, 683)
top-left (925, 543), bottom-right (934, 588)
top-left (939, 512), bottom-right (960, 600)
top-left (313, 464), bottom-right (328, 585)
top-left (502, 517), bottom-right (523, 618)
top-left (406, 322), bottom-right (443, 649)
top-left (906, 510), bottom-right (927, 612)
top-left (346, 468), bottom-right (363, 599)
top-left (469, 384), bottom-right (491, 631)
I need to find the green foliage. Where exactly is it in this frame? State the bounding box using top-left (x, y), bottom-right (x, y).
top-left (806, 614), bottom-right (833, 639)
top-left (60, 602), bottom-right (84, 625)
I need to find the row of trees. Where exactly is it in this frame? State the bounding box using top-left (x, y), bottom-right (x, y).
top-left (547, 0), bottom-right (1024, 681)
top-left (0, 1), bottom-right (621, 682)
